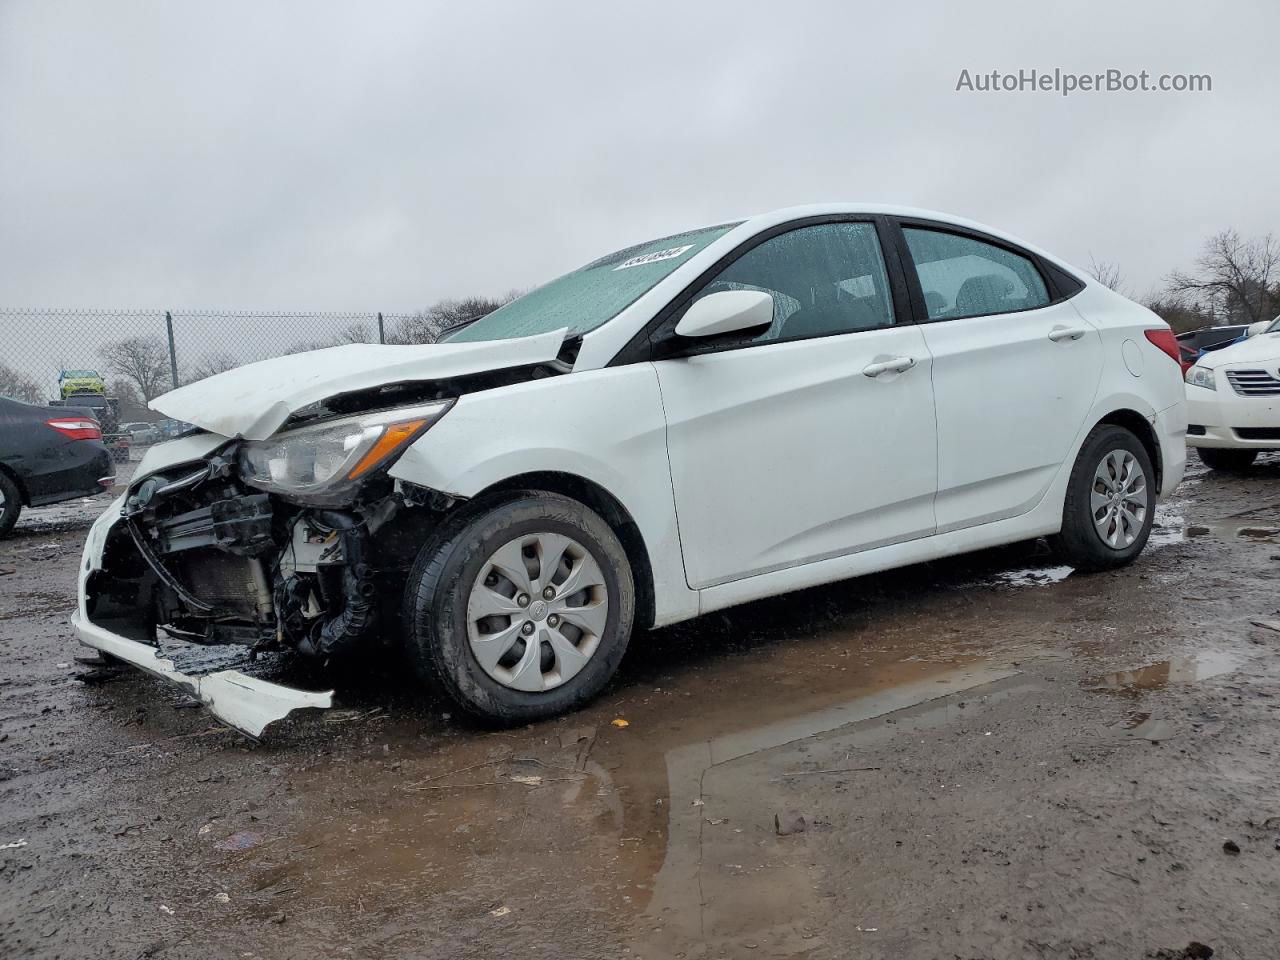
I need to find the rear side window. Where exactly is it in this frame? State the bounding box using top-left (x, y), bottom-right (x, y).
top-left (689, 221), bottom-right (895, 345)
top-left (903, 228), bottom-right (1050, 320)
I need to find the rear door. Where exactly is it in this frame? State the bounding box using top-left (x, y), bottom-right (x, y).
top-left (893, 221), bottom-right (1102, 533)
top-left (651, 218), bottom-right (938, 589)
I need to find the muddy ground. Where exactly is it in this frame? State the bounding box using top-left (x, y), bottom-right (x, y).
top-left (2, 456), bottom-right (1279, 960)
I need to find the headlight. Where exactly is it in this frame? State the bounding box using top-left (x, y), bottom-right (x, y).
top-left (1185, 366), bottom-right (1216, 391)
top-left (238, 400), bottom-right (454, 499)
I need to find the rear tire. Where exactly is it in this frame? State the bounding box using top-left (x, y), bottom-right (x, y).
top-left (1051, 424), bottom-right (1155, 571)
top-left (402, 491), bottom-right (635, 724)
top-left (0, 472), bottom-right (21, 539)
top-left (1197, 447), bottom-right (1258, 472)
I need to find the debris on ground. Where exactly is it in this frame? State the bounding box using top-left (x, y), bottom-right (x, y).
top-left (1222, 840), bottom-right (1240, 855)
top-left (778, 766), bottom-right (882, 778)
top-left (560, 725), bottom-right (597, 770)
top-left (489, 906), bottom-right (511, 918)
top-left (213, 831), bottom-right (263, 851)
top-left (611, 717), bottom-right (630, 728)
top-left (775, 811), bottom-right (808, 836)
top-left (1250, 619), bottom-right (1280, 633)
top-left (322, 708), bottom-right (385, 724)
top-left (1146, 943), bottom-right (1214, 959)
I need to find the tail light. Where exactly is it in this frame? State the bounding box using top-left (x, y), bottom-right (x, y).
top-left (1144, 329), bottom-right (1184, 369)
top-left (45, 417), bottom-right (102, 441)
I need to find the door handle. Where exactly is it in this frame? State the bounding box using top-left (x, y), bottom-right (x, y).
top-left (862, 356), bottom-right (916, 377)
top-left (1048, 326), bottom-right (1087, 342)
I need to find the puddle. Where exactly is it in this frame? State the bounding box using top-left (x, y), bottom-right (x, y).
top-left (1148, 501), bottom-right (1188, 548)
top-left (1149, 495), bottom-right (1280, 547)
top-left (1109, 712), bottom-right (1178, 742)
top-left (1088, 650), bottom-right (1247, 694)
top-left (217, 627), bottom-right (1033, 954)
top-left (987, 564), bottom-right (1073, 588)
top-left (1185, 522), bottom-right (1280, 543)
top-left (640, 663), bottom-right (1024, 953)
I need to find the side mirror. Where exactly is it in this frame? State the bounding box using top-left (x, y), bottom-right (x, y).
top-left (1246, 320), bottom-right (1271, 337)
top-left (674, 290), bottom-right (774, 339)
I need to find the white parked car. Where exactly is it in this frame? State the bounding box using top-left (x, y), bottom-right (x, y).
top-left (73, 204), bottom-right (1187, 734)
top-left (1185, 316), bottom-right (1280, 469)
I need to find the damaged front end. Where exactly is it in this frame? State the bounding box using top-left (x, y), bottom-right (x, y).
top-left (114, 451), bottom-right (400, 660)
top-left (73, 330), bottom-right (575, 736)
top-left (74, 403), bottom-right (457, 737)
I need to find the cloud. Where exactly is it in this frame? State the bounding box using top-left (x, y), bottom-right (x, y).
top-left (1, 0), bottom-right (1274, 312)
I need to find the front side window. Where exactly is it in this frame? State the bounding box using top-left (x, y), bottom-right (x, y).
top-left (447, 222), bottom-right (740, 343)
top-left (903, 227), bottom-right (1050, 320)
top-left (684, 221), bottom-right (896, 345)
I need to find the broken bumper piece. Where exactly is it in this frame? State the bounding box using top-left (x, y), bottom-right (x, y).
top-left (72, 614), bottom-right (333, 738)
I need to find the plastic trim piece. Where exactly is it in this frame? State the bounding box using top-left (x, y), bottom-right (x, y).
top-left (72, 614), bottom-right (333, 737)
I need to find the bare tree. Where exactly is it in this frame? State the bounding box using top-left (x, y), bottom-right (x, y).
top-left (185, 352), bottom-right (240, 383)
top-left (1165, 229), bottom-right (1280, 326)
top-left (281, 321), bottom-right (376, 357)
top-left (107, 378), bottom-right (150, 421)
top-left (390, 293), bottom-right (520, 345)
top-left (1142, 296), bottom-right (1215, 335)
top-left (334, 321), bottom-right (373, 344)
top-left (0, 362), bottom-right (44, 403)
top-left (1086, 257), bottom-right (1126, 295)
top-left (101, 335), bottom-right (172, 401)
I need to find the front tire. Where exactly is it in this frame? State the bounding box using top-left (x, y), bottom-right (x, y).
top-left (1051, 425), bottom-right (1155, 571)
top-left (0, 472), bottom-right (22, 539)
top-left (402, 492), bottom-right (635, 724)
top-left (1197, 447), bottom-right (1258, 472)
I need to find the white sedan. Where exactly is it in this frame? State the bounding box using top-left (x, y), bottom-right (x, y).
top-left (73, 204), bottom-right (1187, 734)
top-left (1185, 316), bottom-right (1280, 469)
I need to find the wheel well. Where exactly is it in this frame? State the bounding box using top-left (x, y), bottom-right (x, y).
top-left (1097, 409), bottom-right (1163, 493)
top-left (473, 472), bottom-right (657, 630)
top-left (0, 463), bottom-right (29, 506)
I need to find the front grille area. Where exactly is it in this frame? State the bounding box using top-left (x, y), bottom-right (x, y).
top-left (1226, 369), bottom-right (1280, 396)
top-left (1234, 427), bottom-right (1280, 441)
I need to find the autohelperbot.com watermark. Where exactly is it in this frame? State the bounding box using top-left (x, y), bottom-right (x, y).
top-left (955, 68), bottom-right (1211, 96)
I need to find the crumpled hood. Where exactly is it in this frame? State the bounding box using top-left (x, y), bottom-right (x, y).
top-left (1197, 332), bottom-right (1280, 369)
top-left (150, 329), bottom-right (567, 440)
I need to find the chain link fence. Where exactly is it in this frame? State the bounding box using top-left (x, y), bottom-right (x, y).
top-left (1, 305), bottom-right (445, 405)
top-left (1, 307), bottom-right (451, 458)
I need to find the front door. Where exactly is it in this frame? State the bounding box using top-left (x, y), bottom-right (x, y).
top-left (653, 220), bottom-right (938, 589)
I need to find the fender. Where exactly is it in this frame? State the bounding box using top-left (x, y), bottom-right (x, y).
top-left (388, 365), bottom-right (699, 627)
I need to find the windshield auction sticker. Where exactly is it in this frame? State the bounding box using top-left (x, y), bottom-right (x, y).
top-left (613, 244), bottom-right (695, 270)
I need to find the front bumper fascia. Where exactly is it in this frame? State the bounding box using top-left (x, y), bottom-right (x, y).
top-left (75, 495), bottom-right (334, 738)
top-left (1186, 381), bottom-right (1280, 449)
top-left (72, 614), bottom-right (332, 738)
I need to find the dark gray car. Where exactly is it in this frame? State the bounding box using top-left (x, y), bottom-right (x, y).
top-left (0, 396), bottom-right (113, 537)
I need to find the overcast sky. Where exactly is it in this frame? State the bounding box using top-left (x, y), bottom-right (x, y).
top-left (2, 0), bottom-right (1277, 312)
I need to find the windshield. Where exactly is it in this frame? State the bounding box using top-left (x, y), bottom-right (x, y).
top-left (447, 222), bottom-right (740, 343)
top-left (1269, 315), bottom-right (1280, 333)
